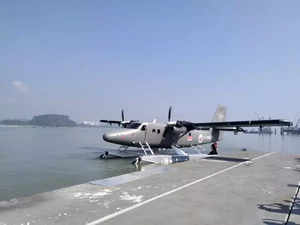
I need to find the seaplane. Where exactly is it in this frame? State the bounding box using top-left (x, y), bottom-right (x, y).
top-left (99, 106), bottom-right (292, 164)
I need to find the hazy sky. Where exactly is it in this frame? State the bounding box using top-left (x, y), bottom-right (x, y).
top-left (1, 1), bottom-right (300, 123)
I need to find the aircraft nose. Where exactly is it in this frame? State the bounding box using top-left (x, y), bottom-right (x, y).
top-left (103, 133), bottom-right (112, 142)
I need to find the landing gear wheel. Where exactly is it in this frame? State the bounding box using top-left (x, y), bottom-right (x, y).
top-left (99, 151), bottom-right (109, 159)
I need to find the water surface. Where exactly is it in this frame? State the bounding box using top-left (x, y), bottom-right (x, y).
top-left (0, 127), bottom-right (136, 201)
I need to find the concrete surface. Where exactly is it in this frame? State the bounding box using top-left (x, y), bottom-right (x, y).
top-left (0, 151), bottom-right (299, 225)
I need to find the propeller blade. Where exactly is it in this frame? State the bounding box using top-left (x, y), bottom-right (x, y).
top-left (121, 109), bottom-right (125, 121)
top-left (168, 106), bottom-right (172, 122)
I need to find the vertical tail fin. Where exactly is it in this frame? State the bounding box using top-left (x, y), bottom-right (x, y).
top-left (211, 105), bottom-right (227, 142)
top-left (212, 105), bottom-right (227, 122)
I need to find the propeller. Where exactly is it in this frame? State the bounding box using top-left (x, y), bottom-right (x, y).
top-left (121, 109), bottom-right (125, 122)
top-left (168, 106), bottom-right (172, 122)
top-left (100, 109), bottom-right (141, 128)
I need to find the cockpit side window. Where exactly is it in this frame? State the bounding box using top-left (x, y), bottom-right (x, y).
top-left (141, 125), bottom-right (147, 131)
top-left (127, 122), bottom-right (141, 129)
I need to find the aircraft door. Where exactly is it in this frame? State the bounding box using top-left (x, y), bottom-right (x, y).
top-left (136, 124), bottom-right (147, 144)
top-left (145, 124), bottom-right (161, 146)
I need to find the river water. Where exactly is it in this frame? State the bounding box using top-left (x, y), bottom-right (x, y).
top-left (0, 126), bottom-right (299, 201)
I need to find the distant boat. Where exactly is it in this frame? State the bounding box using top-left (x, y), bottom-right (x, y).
top-left (281, 118), bottom-right (300, 135)
top-left (246, 127), bottom-right (273, 135)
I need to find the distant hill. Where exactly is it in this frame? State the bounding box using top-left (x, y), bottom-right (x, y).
top-left (0, 114), bottom-right (77, 127)
top-left (30, 114), bottom-right (77, 127)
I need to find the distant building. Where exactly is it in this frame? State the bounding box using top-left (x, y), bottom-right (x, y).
top-left (79, 121), bottom-right (101, 127)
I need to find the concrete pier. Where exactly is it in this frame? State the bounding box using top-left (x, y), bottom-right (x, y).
top-left (0, 151), bottom-right (299, 225)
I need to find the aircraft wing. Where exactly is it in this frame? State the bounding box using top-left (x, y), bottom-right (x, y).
top-left (100, 120), bottom-right (122, 126)
top-left (192, 119), bottom-right (292, 128)
top-left (100, 120), bottom-right (141, 128)
top-left (171, 119), bottom-right (292, 133)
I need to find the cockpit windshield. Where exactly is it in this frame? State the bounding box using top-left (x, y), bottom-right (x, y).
top-left (126, 122), bottom-right (141, 129)
top-left (140, 124), bottom-right (147, 131)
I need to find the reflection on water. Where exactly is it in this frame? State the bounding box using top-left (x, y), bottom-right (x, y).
top-left (0, 127), bottom-right (299, 201)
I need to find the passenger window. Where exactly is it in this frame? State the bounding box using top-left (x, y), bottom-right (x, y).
top-left (141, 125), bottom-right (147, 131)
top-left (152, 129), bottom-right (156, 133)
top-left (157, 129), bottom-right (160, 134)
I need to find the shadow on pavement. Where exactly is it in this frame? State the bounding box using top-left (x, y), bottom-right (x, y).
top-left (205, 156), bottom-right (250, 163)
top-left (258, 202), bottom-right (290, 214)
top-left (263, 218), bottom-right (298, 225)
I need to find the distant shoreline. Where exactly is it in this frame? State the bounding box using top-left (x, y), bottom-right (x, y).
top-left (0, 114), bottom-right (113, 128)
top-left (0, 125), bottom-right (35, 128)
top-left (0, 124), bottom-right (107, 128)
top-left (0, 114), bottom-right (77, 127)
